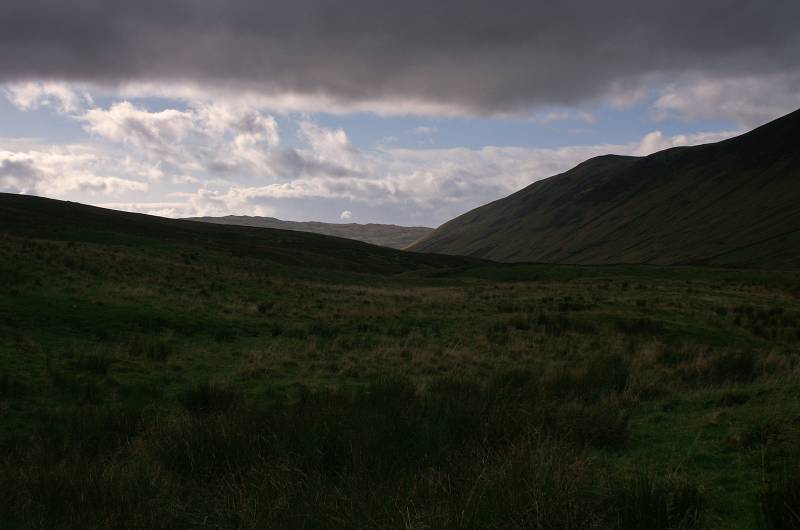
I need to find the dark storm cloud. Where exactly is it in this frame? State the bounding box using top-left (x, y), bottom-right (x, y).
top-left (1, 0), bottom-right (799, 112)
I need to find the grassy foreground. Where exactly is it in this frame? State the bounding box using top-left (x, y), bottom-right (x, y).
top-left (2, 196), bottom-right (800, 528)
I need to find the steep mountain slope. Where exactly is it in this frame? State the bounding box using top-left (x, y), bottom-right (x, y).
top-left (185, 215), bottom-right (432, 249)
top-left (410, 109), bottom-right (800, 268)
top-left (0, 193), bottom-right (469, 276)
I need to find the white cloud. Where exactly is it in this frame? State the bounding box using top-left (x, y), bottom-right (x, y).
top-left (149, 127), bottom-right (737, 222)
top-left (0, 147), bottom-right (148, 196)
top-left (171, 174), bottom-right (199, 185)
top-left (528, 109), bottom-right (597, 125)
top-left (79, 100), bottom-right (288, 179)
top-left (94, 201), bottom-right (201, 218)
top-left (5, 82), bottom-right (91, 114)
top-left (1, 83), bottom-right (749, 225)
top-left (652, 73), bottom-right (800, 128)
top-left (412, 126), bottom-right (437, 136)
top-left (297, 120), bottom-right (362, 176)
top-left (83, 102), bottom-right (196, 147)
top-left (74, 100), bottom-right (362, 186)
top-left (340, 210), bottom-right (352, 220)
top-left (633, 129), bottom-right (739, 156)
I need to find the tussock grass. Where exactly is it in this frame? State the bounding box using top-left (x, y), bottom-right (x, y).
top-left (3, 196), bottom-right (800, 527)
top-left (0, 380), bottom-right (703, 529)
top-left (610, 472), bottom-right (704, 529)
top-left (759, 463), bottom-right (800, 530)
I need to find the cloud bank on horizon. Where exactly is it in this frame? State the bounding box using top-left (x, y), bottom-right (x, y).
top-left (1, 0), bottom-right (798, 225)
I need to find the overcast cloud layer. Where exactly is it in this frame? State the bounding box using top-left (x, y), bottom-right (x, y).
top-left (2, 0), bottom-right (799, 114)
top-left (0, 1), bottom-right (798, 225)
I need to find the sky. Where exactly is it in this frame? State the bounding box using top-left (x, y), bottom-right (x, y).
top-left (1, 1), bottom-right (799, 227)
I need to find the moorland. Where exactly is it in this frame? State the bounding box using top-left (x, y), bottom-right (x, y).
top-left (1, 193), bottom-right (800, 529)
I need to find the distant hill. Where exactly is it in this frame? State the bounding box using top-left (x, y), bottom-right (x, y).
top-left (185, 215), bottom-right (433, 250)
top-left (410, 109), bottom-right (800, 269)
top-left (0, 193), bottom-right (469, 276)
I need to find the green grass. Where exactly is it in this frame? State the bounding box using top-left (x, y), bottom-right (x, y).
top-left (1, 193), bottom-right (800, 528)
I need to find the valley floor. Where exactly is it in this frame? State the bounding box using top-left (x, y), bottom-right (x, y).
top-left (2, 231), bottom-right (800, 528)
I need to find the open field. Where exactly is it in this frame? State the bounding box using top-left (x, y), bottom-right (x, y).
top-left (2, 195), bottom-right (800, 528)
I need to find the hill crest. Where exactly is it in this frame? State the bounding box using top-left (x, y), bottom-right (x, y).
top-left (185, 215), bottom-right (433, 250)
top-left (410, 109), bottom-right (800, 268)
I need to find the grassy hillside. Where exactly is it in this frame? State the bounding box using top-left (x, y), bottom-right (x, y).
top-left (2, 194), bottom-right (800, 528)
top-left (410, 109), bottom-right (800, 268)
top-left (186, 215), bottom-right (433, 249)
top-left (0, 193), bottom-right (467, 277)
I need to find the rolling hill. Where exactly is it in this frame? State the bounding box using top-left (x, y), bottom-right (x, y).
top-left (0, 193), bottom-right (467, 276)
top-left (185, 215), bottom-right (432, 249)
top-left (410, 108), bottom-right (800, 268)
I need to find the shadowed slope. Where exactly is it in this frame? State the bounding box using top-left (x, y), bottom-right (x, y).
top-left (0, 193), bottom-right (470, 276)
top-left (184, 215), bottom-right (433, 250)
top-left (410, 109), bottom-right (800, 268)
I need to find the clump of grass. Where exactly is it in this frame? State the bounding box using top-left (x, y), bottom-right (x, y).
top-left (708, 350), bottom-right (758, 383)
top-left (437, 438), bottom-right (607, 529)
top-left (537, 313), bottom-right (596, 336)
top-left (656, 347), bottom-right (696, 366)
top-left (72, 353), bottom-right (113, 375)
top-left (485, 319), bottom-right (511, 344)
top-left (738, 417), bottom-right (788, 449)
top-left (718, 390), bottom-right (751, 407)
top-left (130, 334), bottom-right (175, 361)
top-left (213, 327), bottom-right (237, 343)
top-left (179, 381), bottom-right (238, 414)
top-left (0, 372), bottom-right (27, 399)
top-left (584, 354), bottom-right (630, 396)
top-left (554, 398), bottom-right (630, 450)
top-left (610, 472), bottom-right (704, 529)
top-left (545, 354), bottom-right (630, 401)
top-left (616, 317), bottom-right (665, 336)
top-left (759, 463), bottom-right (800, 530)
top-left (147, 340), bottom-right (173, 362)
top-left (0, 450), bottom-right (170, 530)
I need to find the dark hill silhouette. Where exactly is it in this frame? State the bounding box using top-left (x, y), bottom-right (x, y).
top-left (410, 109), bottom-right (800, 268)
top-left (0, 193), bottom-right (470, 276)
top-left (185, 215), bottom-right (432, 250)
